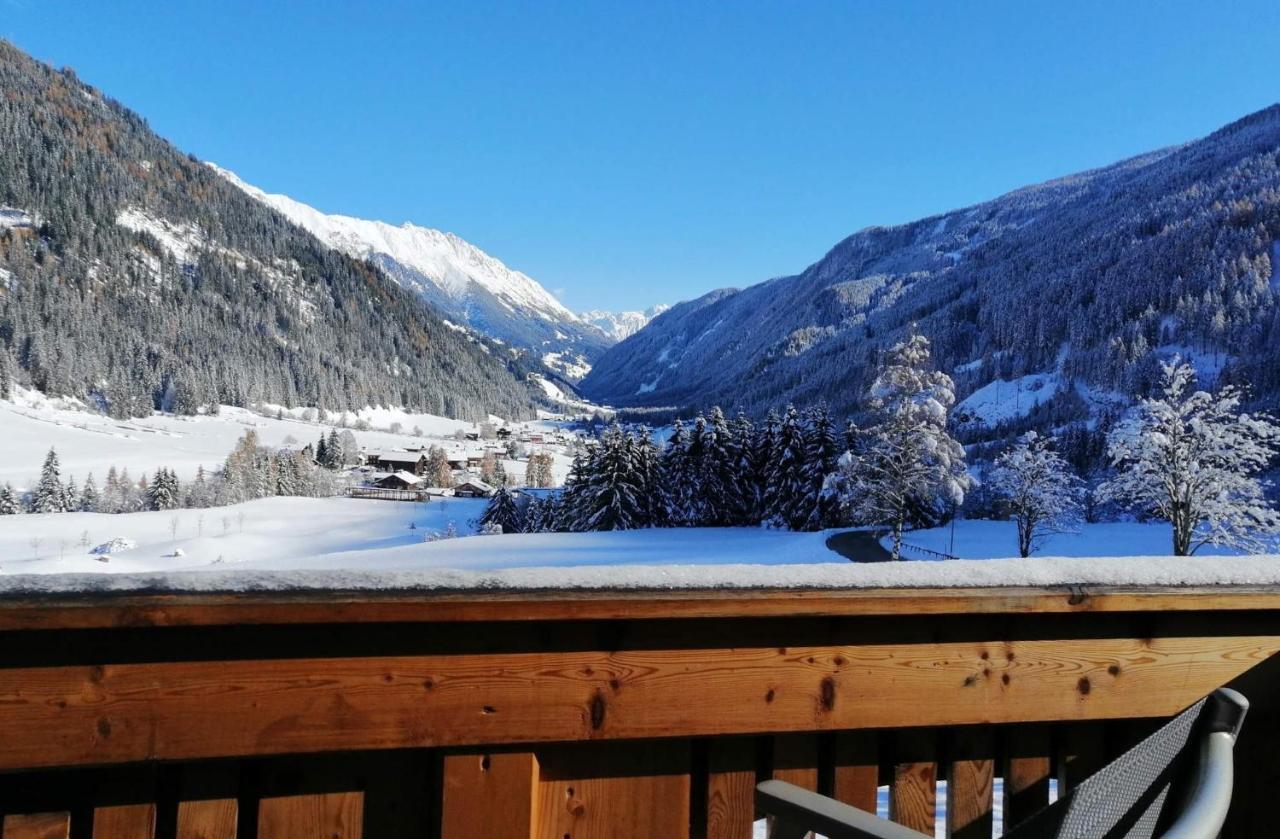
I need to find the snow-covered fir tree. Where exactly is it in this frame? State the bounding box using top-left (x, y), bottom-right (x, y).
top-left (0, 484), bottom-right (20, 515)
top-left (30, 448), bottom-right (67, 513)
top-left (148, 468), bottom-right (181, 511)
top-left (801, 403), bottom-right (840, 530)
top-left (660, 420), bottom-right (698, 526)
top-left (765, 406), bottom-right (810, 530)
top-left (988, 432), bottom-right (1083, 557)
top-left (1097, 360), bottom-right (1280, 555)
top-left (699, 408), bottom-right (740, 526)
top-left (574, 422), bottom-right (647, 531)
top-left (78, 473), bottom-right (99, 512)
top-left (479, 486), bottom-right (524, 534)
top-left (838, 335), bottom-right (970, 559)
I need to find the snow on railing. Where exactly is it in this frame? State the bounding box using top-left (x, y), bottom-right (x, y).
top-left (898, 540), bottom-right (959, 561)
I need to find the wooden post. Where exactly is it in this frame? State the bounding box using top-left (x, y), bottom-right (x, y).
top-left (441, 752), bottom-right (539, 839)
top-left (889, 730), bottom-right (936, 835)
top-left (705, 739), bottom-right (756, 839)
top-left (946, 729), bottom-right (993, 839)
top-left (1002, 726), bottom-right (1051, 830)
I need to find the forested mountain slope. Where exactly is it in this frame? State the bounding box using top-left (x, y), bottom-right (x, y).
top-left (0, 41), bottom-right (540, 421)
top-left (210, 165), bottom-right (614, 381)
top-left (582, 106), bottom-right (1280, 425)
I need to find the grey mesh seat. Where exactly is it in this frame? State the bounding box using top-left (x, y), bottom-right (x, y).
top-left (756, 688), bottom-right (1248, 839)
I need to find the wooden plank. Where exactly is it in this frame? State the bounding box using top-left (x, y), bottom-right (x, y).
top-left (92, 804), bottom-right (156, 839)
top-left (832, 731), bottom-right (877, 813)
top-left (1001, 726), bottom-right (1051, 830)
top-left (2, 586), bottom-right (1280, 630)
top-left (705, 739), bottom-right (755, 839)
top-left (441, 752), bottom-right (538, 839)
top-left (889, 731), bottom-right (935, 835)
top-left (535, 742), bottom-right (689, 839)
top-left (257, 793), bottom-right (362, 839)
top-left (0, 634), bottom-right (1271, 770)
top-left (771, 734), bottom-right (820, 791)
top-left (946, 729), bottom-right (993, 839)
top-left (176, 799), bottom-right (237, 839)
top-left (1, 814), bottom-right (69, 839)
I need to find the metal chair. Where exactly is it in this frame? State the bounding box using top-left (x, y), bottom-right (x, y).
top-left (757, 687), bottom-right (1249, 839)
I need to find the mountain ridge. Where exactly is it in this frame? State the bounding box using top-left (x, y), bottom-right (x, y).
top-left (581, 104), bottom-right (1280, 433)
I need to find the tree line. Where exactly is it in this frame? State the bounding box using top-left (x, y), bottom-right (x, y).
top-left (487, 336), bottom-right (1280, 558)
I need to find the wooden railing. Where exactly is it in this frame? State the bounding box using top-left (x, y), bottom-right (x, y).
top-left (0, 585), bottom-right (1278, 837)
top-left (345, 486), bottom-right (431, 502)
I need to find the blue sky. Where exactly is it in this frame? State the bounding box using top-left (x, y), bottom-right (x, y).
top-left (4, 2), bottom-right (1280, 312)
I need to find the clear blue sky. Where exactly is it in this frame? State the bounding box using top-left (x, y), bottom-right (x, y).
top-left (4, 2), bottom-right (1279, 312)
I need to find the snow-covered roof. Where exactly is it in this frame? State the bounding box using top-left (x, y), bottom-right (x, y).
top-left (385, 470), bottom-right (421, 485)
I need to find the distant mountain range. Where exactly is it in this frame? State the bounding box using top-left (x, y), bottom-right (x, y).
top-left (212, 166), bottom-right (663, 381)
top-left (582, 105), bottom-right (1280, 438)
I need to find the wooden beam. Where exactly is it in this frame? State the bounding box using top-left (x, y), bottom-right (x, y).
top-left (890, 731), bottom-right (935, 835)
top-left (535, 742), bottom-right (690, 839)
top-left (441, 752), bottom-right (538, 839)
top-left (832, 731), bottom-right (878, 814)
top-left (946, 729), bottom-right (993, 839)
top-left (1, 586), bottom-right (1279, 630)
top-left (0, 635), bottom-right (1273, 769)
top-left (1, 814), bottom-right (69, 839)
top-left (92, 804), bottom-right (156, 839)
top-left (704, 738), bottom-right (756, 839)
top-left (257, 793), bottom-right (362, 839)
top-left (176, 800), bottom-right (237, 839)
top-left (1001, 726), bottom-right (1051, 830)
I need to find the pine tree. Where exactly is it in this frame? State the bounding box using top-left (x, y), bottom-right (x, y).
top-left (79, 473), bottom-right (99, 512)
top-left (660, 420), bottom-right (696, 526)
top-left (765, 406), bottom-right (810, 530)
top-left (148, 467), bottom-right (180, 511)
top-left (576, 422), bottom-right (646, 531)
top-left (801, 404), bottom-right (840, 530)
top-left (31, 448), bottom-right (67, 513)
top-left (698, 408), bottom-right (740, 526)
top-left (324, 429), bottom-right (344, 470)
top-left (479, 486), bottom-right (524, 534)
top-left (989, 432), bottom-right (1084, 557)
top-left (0, 484), bottom-right (20, 515)
top-left (315, 434), bottom-right (328, 468)
top-left (838, 335), bottom-right (971, 558)
top-left (1098, 360), bottom-right (1280, 555)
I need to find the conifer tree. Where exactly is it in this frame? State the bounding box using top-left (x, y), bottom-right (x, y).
top-left (31, 448), bottom-right (67, 513)
top-left (479, 486), bottom-right (524, 534)
top-left (576, 422), bottom-right (646, 531)
top-left (79, 473), bottom-right (99, 512)
top-left (765, 407), bottom-right (810, 530)
top-left (0, 484), bottom-right (20, 515)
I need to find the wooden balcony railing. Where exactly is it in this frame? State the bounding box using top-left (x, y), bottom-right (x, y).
top-left (0, 584), bottom-right (1278, 838)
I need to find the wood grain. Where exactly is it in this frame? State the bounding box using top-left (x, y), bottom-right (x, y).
top-left (1, 814), bottom-right (69, 839)
top-left (176, 799), bottom-right (237, 839)
top-left (771, 734), bottom-right (820, 791)
top-left (0, 635), bottom-right (1272, 770)
top-left (946, 729), bottom-right (993, 839)
top-left (535, 742), bottom-right (689, 839)
top-left (441, 752), bottom-right (538, 839)
top-left (92, 804), bottom-right (156, 839)
top-left (257, 793), bottom-right (362, 839)
top-left (889, 731), bottom-right (935, 835)
top-left (705, 738), bottom-right (756, 839)
top-left (1, 586), bottom-right (1278, 630)
top-left (832, 731), bottom-right (878, 813)
top-left (1001, 726), bottom-right (1051, 830)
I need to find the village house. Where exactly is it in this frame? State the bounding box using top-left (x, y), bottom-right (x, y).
top-left (452, 478), bottom-right (494, 498)
top-left (369, 451), bottom-right (428, 475)
top-left (372, 471), bottom-right (421, 490)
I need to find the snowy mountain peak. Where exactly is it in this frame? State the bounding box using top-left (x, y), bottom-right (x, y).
top-left (580, 305), bottom-right (671, 341)
top-left (210, 163), bottom-right (576, 321)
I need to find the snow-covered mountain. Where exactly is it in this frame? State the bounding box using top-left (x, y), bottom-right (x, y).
top-left (580, 305), bottom-right (670, 341)
top-left (581, 104), bottom-right (1280, 428)
top-left (210, 164), bottom-right (613, 380)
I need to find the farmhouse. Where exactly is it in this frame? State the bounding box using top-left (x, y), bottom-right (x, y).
top-left (452, 478), bottom-right (494, 498)
top-left (369, 451), bottom-right (428, 475)
top-left (372, 471), bottom-right (421, 490)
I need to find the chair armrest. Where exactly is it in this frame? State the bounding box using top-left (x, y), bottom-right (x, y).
top-left (1160, 687), bottom-right (1249, 839)
top-left (755, 780), bottom-right (931, 839)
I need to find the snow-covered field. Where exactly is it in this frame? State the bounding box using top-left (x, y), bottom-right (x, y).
top-left (2, 497), bottom-right (1278, 595)
top-left (895, 519), bottom-right (1246, 559)
top-left (0, 388), bottom-right (573, 488)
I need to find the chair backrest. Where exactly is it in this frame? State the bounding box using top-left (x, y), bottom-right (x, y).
top-left (1006, 689), bottom-right (1248, 839)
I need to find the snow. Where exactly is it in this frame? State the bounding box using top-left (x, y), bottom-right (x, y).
top-left (90, 537), bottom-right (137, 556)
top-left (580, 306), bottom-right (670, 341)
top-left (1272, 240), bottom-right (1280, 288)
top-left (890, 519), bottom-right (1247, 559)
top-left (115, 207), bottom-right (204, 265)
top-left (210, 164), bottom-right (580, 324)
top-left (2, 502), bottom-right (1279, 593)
top-left (541, 351), bottom-right (592, 381)
top-left (0, 387), bottom-right (573, 488)
top-left (954, 372), bottom-right (1061, 428)
top-left (0, 206), bottom-right (36, 230)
